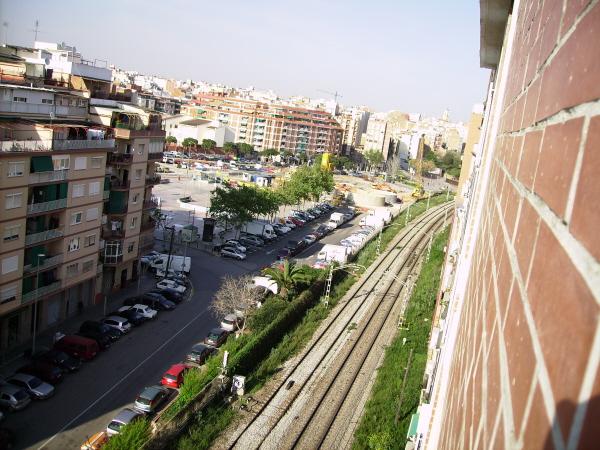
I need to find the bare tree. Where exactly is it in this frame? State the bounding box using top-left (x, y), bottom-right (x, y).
top-left (211, 275), bottom-right (264, 332)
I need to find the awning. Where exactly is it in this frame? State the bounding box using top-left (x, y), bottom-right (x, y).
top-left (31, 156), bottom-right (54, 173)
top-left (407, 413), bottom-right (419, 439)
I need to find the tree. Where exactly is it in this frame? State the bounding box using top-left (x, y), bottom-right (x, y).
top-left (211, 275), bottom-right (264, 332)
top-left (165, 135), bottom-right (177, 144)
top-left (237, 143), bottom-right (254, 157)
top-left (364, 149), bottom-right (385, 172)
top-left (182, 137), bottom-right (198, 149)
top-left (209, 184), bottom-right (255, 234)
top-left (262, 260), bottom-right (315, 300)
top-left (409, 158), bottom-right (436, 174)
top-left (223, 142), bottom-right (238, 155)
top-left (201, 139), bottom-right (217, 150)
top-left (260, 148), bottom-right (279, 160)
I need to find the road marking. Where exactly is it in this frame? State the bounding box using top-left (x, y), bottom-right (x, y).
top-left (38, 301), bottom-right (208, 449)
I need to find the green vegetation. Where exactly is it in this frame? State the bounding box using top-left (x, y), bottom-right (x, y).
top-left (181, 137), bottom-right (198, 149)
top-left (262, 260), bottom-right (320, 300)
top-left (223, 142), bottom-right (237, 155)
top-left (201, 139), bottom-right (217, 150)
top-left (363, 149), bottom-right (385, 172)
top-left (103, 419), bottom-right (150, 450)
top-left (236, 142), bottom-right (255, 157)
top-left (165, 135), bottom-right (177, 144)
top-left (352, 227), bottom-right (450, 450)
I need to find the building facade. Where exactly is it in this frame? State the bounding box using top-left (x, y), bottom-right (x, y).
top-left (417, 1), bottom-right (600, 449)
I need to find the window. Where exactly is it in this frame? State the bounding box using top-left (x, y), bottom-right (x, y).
top-left (127, 242), bottom-right (135, 253)
top-left (66, 263), bottom-right (79, 276)
top-left (3, 224), bottom-right (20, 242)
top-left (84, 234), bottom-right (96, 247)
top-left (90, 157), bottom-right (103, 169)
top-left (130, 217), bottom-right (138, 229)
top-left (13, 97), bottom-right (27, 103)
top-left (68, 237), bottom-right (80, 252)
top-left (88, 181), bottom-right (100, 196)
top-left (1, 255), bottom-right (18, 274)
top-left (72, 184), bottom-right (85, 198)
top-left (0, 285), bottom-right (17, 305)
top-left (77, 99), bottom-right (86, 107)
top-left (82, 260), bottom-right (94, 273)
top-left (85, 207), bottom-right (99, 222)
top-left (41, 98), bottom-right (54, 104)
top-left (5, 193), bottom-right (22, 210)
top-left (132, 193), bottom-right (139, 204)
top-left (7, 162), bottom-right (25, 177)
top-left (74, 157), bottom-right (87, 170)
top-left (138, 144), bottom-right (145, 155)
top-left (52, 156), bottom-right (70, 170)
top-left (135, 169), bottom-right (142, 180)
top-left (71, 212), bottom-right (83, 225)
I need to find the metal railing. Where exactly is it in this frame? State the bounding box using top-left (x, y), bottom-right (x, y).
top-left (101, 253), bottom-right (124, 265)
top-left (148, 152), bottom-right (164, 160)
top-left (27, 198), bottom-right (67, 215)
top-left (102, 227), bottom-right (124, 239)
top-left (23, 254), bottom-right (63, 274)
top-left (145, 175), bottom-right (161, 185)
top-left (107, 153), bottom-right (133, 164)
top-left (25, 228), bottom-right (64, 246)
top-left (110, 179), bottom-right (131, 190)
top-left (53, 139), bottom-right (115, 151)
top-left (29, 169), bottom-right (68, 184)
top-left (21, 281), bottom-right (62, 304)
top-left (1, 138), bottom-right (114, 153)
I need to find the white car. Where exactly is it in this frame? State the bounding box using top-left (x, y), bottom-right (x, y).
top-left (220, 313), bottom-right (244, 332)
top-left (119, 304), bottom-right (157, 320)
top-left (221, 247), bottom-right (247, 260)
top-left (326, 221), bottom-right (338, 230)
top-left (156, 279), bottom-right (186, 294)
top-left (224, 240), bottom-right (247, 253)
top-left (7, 373), bottom-right (54, 400)
top-left (282, 219), bottom-right (297, 229)
top-left (303, 234), bottom-right (317, 245)
top-left (101, 316), bottom-right (132, 334)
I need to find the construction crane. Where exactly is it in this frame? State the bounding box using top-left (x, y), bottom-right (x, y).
top-left (317, 89), bottom-right (343, 103)
top-left (412, 134), bottom-right (425, 199)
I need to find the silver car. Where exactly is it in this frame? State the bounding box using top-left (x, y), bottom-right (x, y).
top-left (7, 373), bottom-right (54, 400)
top-left (101, 316), bottom-right (132, 334)
top-left (107, 408), bottom-right (143, 435)
top-left (0, 384), bottom-right (31, 411)
top-left (133, 385), bottom-right (169, 414)
top-left (220, 247), bottom-right (246, 260)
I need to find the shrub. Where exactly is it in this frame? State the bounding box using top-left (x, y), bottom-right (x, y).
top-left (103, 419), bottom-right (150, 450)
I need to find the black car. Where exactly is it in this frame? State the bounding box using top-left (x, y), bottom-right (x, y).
top-left (149, 287), bottom-right (183, 304)
top-left (286, 239), bottom-right (307, 256)
top-left (186, 343), bottom-right (218, 365)
top-left (109, 309), bottom-right (146, 326)
top-left (141, 293), bottom-right (175, 311)
top-left (79, 320), bottom-right (121, 343)
top-left (17, 361), bottom-right (64, 385)
top-left (314, 225), bottom-right (329, 238)
top-left (32, 349), bottom-right (81, 373)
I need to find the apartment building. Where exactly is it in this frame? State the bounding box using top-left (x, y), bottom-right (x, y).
top-left (183, 94), bottom-right (343, 154)
top-left (335, 107), bottom-right (370, 155)
top-left (89, 102), bottom-right (164, 293)
top-left (416, 1), bottom-right (600, 449)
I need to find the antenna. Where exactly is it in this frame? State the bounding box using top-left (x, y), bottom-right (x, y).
top-left (2, 21), bottom-right (8, 45)
top-left (29, 19), bottom-right (45, 43)
top-left (317, 89), bottom-right (343, 103)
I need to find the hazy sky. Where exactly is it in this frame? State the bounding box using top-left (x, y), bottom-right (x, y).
top-left (2, 0), bottom-right (490, 122)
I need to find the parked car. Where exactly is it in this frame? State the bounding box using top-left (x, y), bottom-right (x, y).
top-left (156, 279), bottom-right (186, 294)
top-left (313, 259), bottom-right (329, 269)
top-left (239, 235), bottom-right (264, 247)
top-left (119, 304), bottom-right (157, 320)
top-left (0, 385), bottom-right (31, 411)
top-left (161, 364), bottom-right (192, 389)
top-left (224, 240), bottom-right (246, 252)
top-left (32, 349), bottom-right (81, 373)
top-left (286, 217), bottom-right (305, 227)
top-left (271, 224), bottom-right (287, 236)
top-left (54, 335), bottom-right (99, 361)
top-left (220, 313), bottom-right (244, 332)
top-left (140, 251), bottom-right (161, 265)
top-left (79, 320), bottom-right (120, 343)
top-left (286, 239), bottom-right (307, 256)
top-left (17, 361), bottom-right (63, 385)
top-left (109, 308), bottom-right (145, 326)
top-left (315, 225), bottom-right (330, 238)
top-left (6, 373), bottom-right (54, 400)
top-left (277, 248), bottom-right (291, 260)
top-left (141, 293), bottom-right (176, 311)
top-left (106, 408), bottom-right (144, 436)
top-left (221, 247), bottom-right (246, 260)
top-left (149, 288), bottom-right (183, 304)
top-left (281, 218), bottom-right (297, 229)
top-left (134, 385), bottom-right (169, 415)
top-left (186, 343), bottom-right (218, 365)
top-left (303, 234), bottom-right (317, 245)
top-left (204, 328), bottom-right (229, 347)
top-left (100, 316), bottom-right (131, 335)
top-left (80, 431), bottom-right (109, 450)
top-left (326, 221), bottom-right (338, 230)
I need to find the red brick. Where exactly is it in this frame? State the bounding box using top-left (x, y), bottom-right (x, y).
top-left (538, 0), bottom-right (563, 64)
top-left (570, 115), bottom-right (600, 261)
top-left (487, 336), bottom-right (502, 437)
top-left (522, 385), bottom-right (555, 450)
top-left (495, 239), bottom-right (513, 321)
top-left (514, 95), bottom-right (526, 131)
top-left (535, 117), bottom-right (583, 218)
top-left (522, 76), bottom-right (541, 128)
top-left (518, 130), bottom-right (543, 190)
top-left (509, 135), bottom-right (524, 177)
top-left (524, 36), bottom-right (542, 85)
top-left (527, 224), bottom-right (598, 437)
top-left (503, 180), bottom-right (521, 239)
top-left (561, 0), bottom-right (593, 37)
top-left (513, 199), bottom-right (541, 284)
top-left (504, 287), bottom-right (537, 430)
top-left (537, 4), bottom-right (600, 121)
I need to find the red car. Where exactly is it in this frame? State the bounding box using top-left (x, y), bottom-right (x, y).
top-left (287, 217), bottom-right (305, 227)
top-left (161, 363), bottom-right (191, 389)
top-left (18, 361), bottom-right (64, 385)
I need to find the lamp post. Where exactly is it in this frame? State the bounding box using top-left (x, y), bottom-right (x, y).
top-left (31, 253), bottom-right (45, 355)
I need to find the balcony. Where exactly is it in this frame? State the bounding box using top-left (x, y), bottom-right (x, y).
top-left (22, 280), bottom-right (63, 304)
top-left (110, 179), bottom-right (131, 190)
top-left (101, 253), bottom-right (124, 266)
top-left (27, 198), bottom-right (68, 215)
top-left (145, 175), bottom-right (161, 186)
top-left (1, 138), bottom-right (114, 153)
top-left (140, 220), bottom-right (156, 233)
top-left (107, 153), bottom-right (133, 165)
top-left (52, 138), bottom-right (115, 151)
top-left (25, 228), bottom-right (64, 246)
top-left (23, 254), bottom-right (63, 274)
top-left (114, 128), bottom-right (166, 139)
top-left (29, 169), bottom-right (68, 185)
top-left (143, 199), bottom-right (159, 210)
top-left (102, 227), bottom-right (124, 239)
top-left (106, 203), bottom-right (128, 215)
top-left (147, 152), bottom-right (164, 161)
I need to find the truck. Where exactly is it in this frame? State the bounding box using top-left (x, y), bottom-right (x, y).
top-left (241, 221), bottom-right (277, 241)
top-left (369, 207), bottom-right (392, 224)
top-left (330, 212), bottom-right (345, 225)
top-left (317, 244), bottom-right (352, 264)
top-left (360, 215), bottom-right (385, 229)
top-left (148, 254), bottom-right (191, 275)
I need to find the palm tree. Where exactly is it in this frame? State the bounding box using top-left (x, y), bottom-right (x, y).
top-left (262, 260), bottom-right (314, 300)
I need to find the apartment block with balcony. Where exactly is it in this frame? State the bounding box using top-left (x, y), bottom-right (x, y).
top-left (0, 121), bottom-right (112, 352)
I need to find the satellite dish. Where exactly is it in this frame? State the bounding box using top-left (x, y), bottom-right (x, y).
top-left (44, 58), bottom-right (50, 65)
top-left (49, 112), bottom-right (55, 120)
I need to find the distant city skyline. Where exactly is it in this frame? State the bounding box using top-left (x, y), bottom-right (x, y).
top-left (1, 0), bottom-right (490, 121)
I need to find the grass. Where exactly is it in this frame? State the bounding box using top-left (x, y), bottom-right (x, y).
top-left (165, 194), bottom-right (452, 449)
top-left (103, 419), bottom-right (150, 450)
top-left (351, 227), bottom-right (450, 450)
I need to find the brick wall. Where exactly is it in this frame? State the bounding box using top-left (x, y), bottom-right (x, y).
top-left (428, 0), bottom-right (600, 449)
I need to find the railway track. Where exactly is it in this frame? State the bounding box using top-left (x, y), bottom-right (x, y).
top-left (224, 202), bottom-right (453, 450)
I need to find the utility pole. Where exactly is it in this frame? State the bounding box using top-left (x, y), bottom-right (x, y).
top-left (31, 253), bottom-right (45, 355)
top-left (394, 348), bottom-right (414, 424)
top-left (405, 203), bottom-right (411, 226)
top-left (165, 226), bottom-right (175, 277)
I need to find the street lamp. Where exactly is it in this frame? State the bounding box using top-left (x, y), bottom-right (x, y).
top-left (31, 253), bottom-right (45, 355)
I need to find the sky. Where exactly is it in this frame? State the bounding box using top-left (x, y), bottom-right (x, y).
top-left (1, 0), bottom-right (490, 122)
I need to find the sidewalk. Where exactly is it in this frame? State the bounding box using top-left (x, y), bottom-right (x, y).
top-left (0, 274), bottom-right (157, 378)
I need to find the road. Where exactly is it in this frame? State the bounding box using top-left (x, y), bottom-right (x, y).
top-left (2, 205), bottom-right (367, 450)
